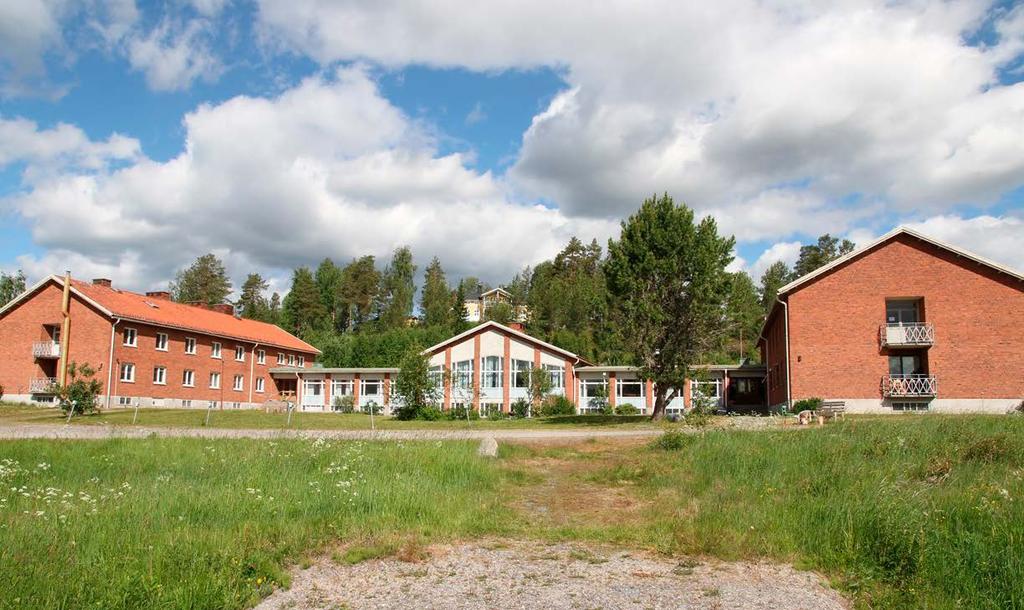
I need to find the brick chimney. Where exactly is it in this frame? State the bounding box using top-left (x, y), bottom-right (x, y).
top-left (211, 303), bottom-right (235, 315)
top-left (508, 322), bottom-right (525, 332)
top-left (145, 291), bottom-right (171, 301)
top-left (92, 278), bottom-right (112, 287)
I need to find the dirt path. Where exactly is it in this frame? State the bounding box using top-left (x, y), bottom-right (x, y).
top-left (0, 423), bottom-right (666, 442)
top-left (256, 540), bottom-right (849, 609)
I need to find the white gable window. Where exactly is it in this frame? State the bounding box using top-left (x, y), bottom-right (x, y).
top-left (182, 370), bottom-right (195, 387)
top-left (544, 364), bottom-right (565, 389)
top-left (235, 345), bottom-right (245, 361)
top-left (119, 362), bottom-right (135, 383)
top-left (256, 349), bottom-right (265, 365)
top-left (209, 372), bottom-right (220, 389)
top-left (454, 360), bottom-right (474, 389)
top-left (255, 377), bottom-right (265, 393)
top-left (153, 366), bottom-right (167, 385)
top-left (233, 375), bottom-right (243, 391)
top-left (211, 342), bottom-right (222, 359)
top-left (482, 356), bottom-right (503, 389)
top-left (155, 333), bottom-right (168, 351)
top-left (512, 359), bottom-right (532, 388)
top-left (184, 337), bottom-right (196, 354)
top-left (123, 327), bottom-right (137, 347)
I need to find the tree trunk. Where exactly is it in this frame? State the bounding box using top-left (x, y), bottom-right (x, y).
top-left (650, 386), bottom-right (668, 420)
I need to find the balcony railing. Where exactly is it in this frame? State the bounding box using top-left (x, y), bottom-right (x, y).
top-left (880, 323), bottom-right (935, 347)
top-left (29, 377), bottom-right (58, 393)
top-left (32, 341), bottom-right (61, 358)
top-left (882, 374), bottom-right (937, 398)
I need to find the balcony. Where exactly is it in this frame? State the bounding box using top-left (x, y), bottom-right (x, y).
top-left (882, 374), bottom-right (937, 398)
top-left (880, 323), bottom-right (934, 347)
top-left (29, 377), bottom-right (58, 394)
top-left (32, 341), bottom-right (61, 359)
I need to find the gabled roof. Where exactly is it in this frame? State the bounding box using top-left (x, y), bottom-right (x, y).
top-left (421, 320), bottom-right (592, 365)
top-left (0, 275), bottom-right (319, 354)
top-left (777, 226), bottom-right (1024, 297)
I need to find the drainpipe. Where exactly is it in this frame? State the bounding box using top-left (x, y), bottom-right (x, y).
top-left (248, 342), bottom-right (258, 406)
top-left (57, 271), bottom-right (72, 387)
top-left (777, 297), bottom-right (793, 411)
top-left (105, 318), bottom-right (121, 410)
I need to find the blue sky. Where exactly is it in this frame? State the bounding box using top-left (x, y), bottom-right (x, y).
top-left (1, 0), bottom-right (1023, 293)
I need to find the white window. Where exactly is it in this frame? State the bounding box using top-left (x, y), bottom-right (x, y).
top-left (155, 333), bottom-right (168, 351)
top-left (182, 370), bottom-right (195, 387)
top-left (617, 379), bottom-right (644, 398)
top-left (211, 342), bottom-right (222, 359)
top-left (689, 379), bottom-right (722, 407)
top-left (208, 401), bottom-right (217, 409)
top-left (545, 364), bottom-right (565, 389)
top-left (235, 345), bottom-right (244, 361)
top-left (454, 360), bottom-right (474, 389)
top-left (123, 327), bottom-right (137, 347)
top-left (117, 396), bottom-right (134, 406)
top-left (209, 372), bottom-right (220, 389)
top-left (230, 402), bottom-right (241, 409)
top-left (579, 378), bottom-right (608, 413)
top-left (233, 375), bottom-right (243, 391)
top-left (892, 401), bottom-right (929, 412)
top-left (181, 399), bottom-right (192, 408)
top-left (119, 363), bottom-right (135, 383)
top-left (185, 337), bottom-right (196, 354)
top-left (512, 359), bottom-right (532, 388)
top-left (482, 356), bottom-right (503, 389)
top-left (277, 353), bottom-right (285, 365)
top-left (332, 379), bottom-right (354, 396)
top-left (256, 349), bottom-right (266, 365)
top-left (152, 366), bottom-right (167, 385)
top-left (255, 377), bottom-right (265, 393)
top-left (288, 354), bottom-right (295, 366)
top-left (297, 355), bottom-right (305, 367)
top-left (428, 366), bottom-right (444, 392)
top-left (361, 379), bottom-right (382, 396)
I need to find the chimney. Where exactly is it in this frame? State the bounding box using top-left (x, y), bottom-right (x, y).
top-left (508, 322), bottom-right (525, 332)
top-left (211, 303), bottom-right (234, 315)
top-left (92, 278), bottom-right (112, 288)
top-left (145, 291), bottom-right (171, 301)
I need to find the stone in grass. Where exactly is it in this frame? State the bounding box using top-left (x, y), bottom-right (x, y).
top-left (478, 436), bottom-right (498, 457)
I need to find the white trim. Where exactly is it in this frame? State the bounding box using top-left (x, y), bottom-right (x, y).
top-left (421, 320), bottom-right (586, 363)
top-left (777, 227), bottom-right (1024, 297)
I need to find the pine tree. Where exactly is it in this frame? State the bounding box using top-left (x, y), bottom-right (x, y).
top-left (268, 292), bottom-right (282, 325)
top-left (420, 257), bottom-right (452, 327)
top-left (0, 270), bottom-right (27, 307)
top-left (723, 271), bottom-right (763, 361)
top-left (238, 273), bottom-right (270, 321)
top-left (339, 256), bottom-right (380, 331)
top-left (314, 258), bottom-right (344, 330)
top-left (792, 234), bottom-right (855, 279)
top-left (759, 261), bottom-right (791, 312)
top-left (170, 254), bottom-right (232, 305)
top-left (281, 267), bottom-right (326, 336)
top-left (378, 246), bottom-right (416, 329)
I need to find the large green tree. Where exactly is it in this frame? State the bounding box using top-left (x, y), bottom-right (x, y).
top-left (377, 246), bottom-right (417, 329)
top-left (314, 258), bottom-right (344, 330)
top-left (170, 254), bottom-right (232, 305)
top-left (420, 257), bottom-right (452, 328)
top-left (339, 256), bottom-right (380, 330)
top-left (605, 194), bottom-right (735, 419)
top-left (392, 345), bottom-right (442, 420)
top-left (0, 270), bottom-right (27, 307)
top-left (237, 273), bottom-right (271, 321)
top-left (792, 234), bottom-right (855, 279)
top-left (759, 260), bottom-right (791, 312)
top-left (723, 271), bottom-right (763, 361)
top-left (281, 267), bottom-right (326, 336)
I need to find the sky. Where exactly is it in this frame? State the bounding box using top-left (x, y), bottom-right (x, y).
top-left (1, 0), bottom-right (1023, 297)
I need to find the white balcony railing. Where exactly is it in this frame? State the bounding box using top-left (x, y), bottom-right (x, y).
top-left (882, 374), bottom-right (937, 398)
top-left (29, 377), bottom-right (57, 393)
top-left (880, 323), bottom-right (935, 347)
top-left (32, 341), bottom-right (61, 358)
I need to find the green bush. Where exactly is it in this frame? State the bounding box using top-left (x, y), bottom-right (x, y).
top-left (653, 430), bottom-right (690, 451)
top-left (361, 401), bottom-right (383, 415)
top-left (792, 397), bottom-right (823, 412)
top-left (539, 395), bottom-right (576, 417)
top-left (597, 402), bottom-right (615, 416)
top-left (331, 395), bottom-right (354, 413)
top-left (510, 398), bottom-right (531, 419)
top-left (446, 405), bottom-right (480, 421)
top-left (614, 403), bottom-right (640, 416)
top-left (56, 362), bottom-right (102, 416)
top-left (417, 406), bottom-right (444, 421)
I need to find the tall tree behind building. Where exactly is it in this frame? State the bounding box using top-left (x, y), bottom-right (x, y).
top-left (170, 254), bottom-right (232, 305)
top-left (237, 273), bottom-right (271, 321)
top-left (339, 256), bottom-right (380, 331)
top-left (0, 270), bottom-right (26, 307)
top-left (792, 234), bottom-right (855, 278)
top-left (722, 271), bottom-right (763, 361)
top-left (377, 246), bottom-right (417, 329)
top-left (281, 267), bottom-right (326, 336)
top-left (420, 257), bottom-right (453, 328)
top-left (759, 261), bottom-right (791, 312)
top-left (314, 258), bottom-right (344, 330)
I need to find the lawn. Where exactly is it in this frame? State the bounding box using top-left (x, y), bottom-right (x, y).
top-left (0, 414), bottom-right (1021, 609)
top-left (0, 403), bottom-right (662, 430)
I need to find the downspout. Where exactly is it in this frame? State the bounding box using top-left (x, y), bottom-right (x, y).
top-left (57, 271), bottom-right (72, 387)
top-left (248, 342), bottom-right (258, 406)
top-left (777, 297), bottom-right (793, 411)
top-left (105, 318), bottom-right (121, 410)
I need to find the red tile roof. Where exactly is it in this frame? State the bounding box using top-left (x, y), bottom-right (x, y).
top-left (69, 278), bottom-right (319, 354)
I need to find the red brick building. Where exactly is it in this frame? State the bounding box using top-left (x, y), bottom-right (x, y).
top-left (0, 275), bottom-right (319, 408)
top-left (759, 228), bottom-right (1024, 413)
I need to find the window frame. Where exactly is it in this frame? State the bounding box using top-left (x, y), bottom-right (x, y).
top-left (182, 369), bottom-right (195, 387)
top-left (184, 337), bottom-right (197, 355)
top-left (234, 345), bottom-right (245, 362)
top-left (255, 377), bottom-right (265, 393)
top-left (256, 349), bottom-right (266, 365)
top-left (123, 327), bottom-right (137, 347)
top-left (209, 372), bottom-right (221, 389)
top-left (211, 342), bottom-right (222, 359)
top-left (482, 355), bottom-right (503, 389)
top-left (361, 378), bottom-right (382, 396)
top-left (233, 374), bottom-right (244, 391)
top-left (155, 332), bottom-right (168, 351)
top-left (152, 366), bottom-right (167, 385)
top-left (119, 362), bottom-right (135, 383)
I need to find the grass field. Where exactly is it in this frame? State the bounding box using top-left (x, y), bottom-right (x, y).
top-left (0, 403), bottom-right (662, 430)
top-left (1, 414), bottom-right (1021, 608)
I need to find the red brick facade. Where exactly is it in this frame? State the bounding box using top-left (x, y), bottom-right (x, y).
top-left (760, 232), bottom-right (1024, 412)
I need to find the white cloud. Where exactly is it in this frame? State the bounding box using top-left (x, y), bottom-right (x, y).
top-left (126, 18), bottom-right (221, 91)
top-left (465, 102), bottom-right (486, 125)
top-left (5, 67), bottom-right (619, 293)
top-left (748, 241), bottom-right (802, 282)
top-left (0, 116), bottom-right (140, 170)
top-left (902, 214), bottom-right (1024, 273)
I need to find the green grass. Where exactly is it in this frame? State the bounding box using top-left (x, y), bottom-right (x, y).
top-left (0, 403), bottom-right (661, 430)
top-left (0, 438), bottom-right (507, 609)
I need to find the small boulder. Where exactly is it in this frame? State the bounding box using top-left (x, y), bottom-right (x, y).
top-left (478, 436), bottom-right (498, 457)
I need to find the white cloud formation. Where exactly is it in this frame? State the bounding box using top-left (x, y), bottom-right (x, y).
top-left (4, 67), bottom-right (618, 292)
top-left (126, 18), bottom-right (221, 91)
top-left (257, 0), bottom-right (1024, 240)
top-left (0, 116), bottom-right (140, 170)
top-left (748, 241), bottom-right (802, 282)
top-left (902, 214), bottom-right (1024, 273)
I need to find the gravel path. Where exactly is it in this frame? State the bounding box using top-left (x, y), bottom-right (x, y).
top-left (0, 423), bottom-right (667, 442)
top-left (255, 541), bottom-right (849, 610)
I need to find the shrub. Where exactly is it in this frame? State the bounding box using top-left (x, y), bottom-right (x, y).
top-left (446, 405), bottom-right (480, 421)
top-left (417, 406), bottom-right (444, 421)
top-left (614, 403), bottom-right (640, 416)
top-left (362, 401), bottom-right (383, 415)
top-left (792, 397), bottom-right (823, 412)
top-left (597, 402), bottom-right (615, 416)
top-left (539, 395), bottom-right (576, 417)
top-left (653, 430), bottom-right (690, 451)
top-left (510, 398), bottom-right (530, 419)
top-left (55, 362), bottom-right (102, 416)
top-left (332, 395), bottom-right (355, 413)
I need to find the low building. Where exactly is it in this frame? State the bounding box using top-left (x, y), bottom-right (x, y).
top-left (0, 275), bottom-right (319, 408)
top-left (758, 227), bottom-right (1024, 413)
